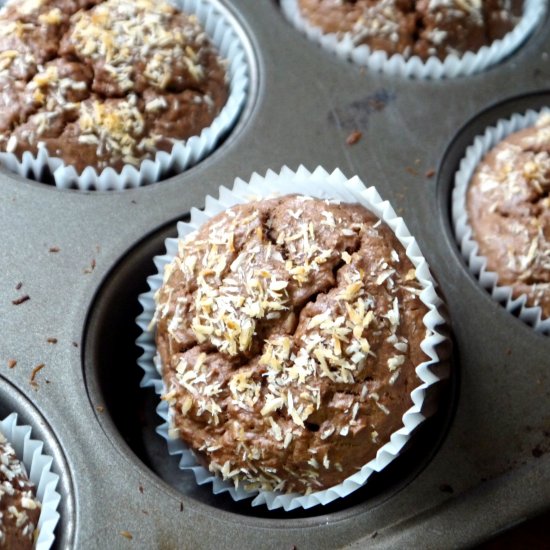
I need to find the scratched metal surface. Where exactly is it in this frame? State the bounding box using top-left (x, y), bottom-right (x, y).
top-left (1, 1), bottom-right (550, 548)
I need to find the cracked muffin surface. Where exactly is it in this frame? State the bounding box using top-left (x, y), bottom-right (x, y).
top-left (0, 0), bottom-right (228, 172)
top-left (154, 195), bottom-right (429, 494)
top-left (296, 0), bottom-right (522, 60)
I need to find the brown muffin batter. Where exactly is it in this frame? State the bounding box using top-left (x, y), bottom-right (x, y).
top-left (0, 430), bottom-right (41, 549)
top-left (297, 0), bottom-right (522, 60)
top-left (467, 114), bottom-right (550, 319)
top-left (0, 0), bottom-right (228, 172)
top-left (155, 196), bottom-right (429, 494)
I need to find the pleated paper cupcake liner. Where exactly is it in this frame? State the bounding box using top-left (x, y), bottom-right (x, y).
top-left (452, 107), bottom-right (550, 334)
top-left (0, 0), bottom-right (249, 190)
top-left (280, 0), bottom-right (546, 79)
top-left (136, 165), bottom-right (449, 511)
top-left (0, 413), bottom-right (61, 550)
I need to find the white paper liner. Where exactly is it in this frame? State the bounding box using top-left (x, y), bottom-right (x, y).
top-left (0, 0), bottom-right (249, 190)
top-left (280, 0), bottom-right (546, 79)
top-left (136, 165), bottom-right (449, 511)
top-left (452, 108), bottom-right (550, 334)
top-left (0, 413), bottom-right (61, 550)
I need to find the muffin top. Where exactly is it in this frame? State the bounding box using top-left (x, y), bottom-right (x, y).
top-left (154, 195), bottom-right (429, 494)
top-left (0, 429), bottom-right (41, 549)
top-left (0, 0), bottom-right (228, 172)
top-left (467, 114), bottom-right (550, 318)
top-left (297, 0), bottom-right (522, 60)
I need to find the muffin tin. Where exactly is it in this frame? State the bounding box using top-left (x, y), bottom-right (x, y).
top-left (1, 0), bottom-right (550, 547)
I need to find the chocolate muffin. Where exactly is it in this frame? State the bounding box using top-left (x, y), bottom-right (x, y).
top-left (467, 114), bottom-right (550, 319)
top-left (0, 0), bottom-right (228, 173)
top-left (0, 430), bottom-right (41, 549)
top-left (154, 195), bottom-right (429, 494)
top-left (296, 0), bottom-right (522, 60)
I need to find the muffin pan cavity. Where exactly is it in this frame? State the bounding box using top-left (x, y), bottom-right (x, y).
top-left (0, 377), bottom-right (75, 549)
top-left (437, 91), bottom-right (550, 332)
top-left (83, 219), bottom-right (458, 520)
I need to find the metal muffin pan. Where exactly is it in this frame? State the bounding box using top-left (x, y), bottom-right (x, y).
top-left (1, 1), bottom-right (550, 547)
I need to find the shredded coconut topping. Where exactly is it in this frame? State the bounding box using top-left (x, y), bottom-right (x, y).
top-left (155, 195), bottom-right (430, 494)
top-left (0, 0), bottom-right (228, 171)
top-left (468, 113), bottom-right (550, 317)
top-left (298, 0), bottom-right (521, 59)
top-left (0, 430), bottom-right (41, 547)
top-left (68, 0), bottom-right (207, 93)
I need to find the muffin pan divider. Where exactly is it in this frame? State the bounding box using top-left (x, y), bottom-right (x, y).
top-left (1, 0), bottom-right (550, 547)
